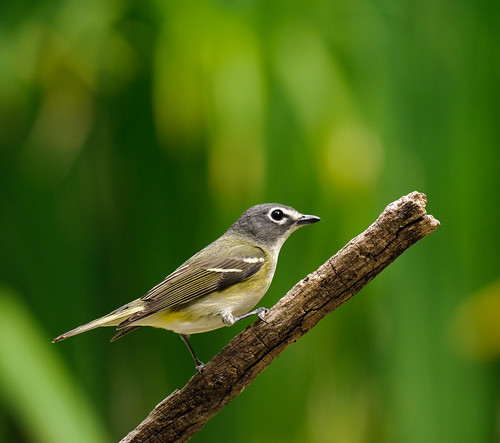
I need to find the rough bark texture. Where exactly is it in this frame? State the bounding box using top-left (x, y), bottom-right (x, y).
top-left (121, 191), bottom-right (439, 443)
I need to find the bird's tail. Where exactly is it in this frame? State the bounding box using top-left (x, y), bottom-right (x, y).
top-left (52, 302), bottom-right (144, 343)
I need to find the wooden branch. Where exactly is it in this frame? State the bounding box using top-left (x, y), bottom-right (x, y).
top-left (121, 191), bottom-right (439, 443)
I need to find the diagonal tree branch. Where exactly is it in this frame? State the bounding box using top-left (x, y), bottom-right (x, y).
top-left (121, 191), bottom-right (440, 443)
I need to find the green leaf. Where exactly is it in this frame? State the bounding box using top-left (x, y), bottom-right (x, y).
top-left (0, 287), bottom-right (109, 443)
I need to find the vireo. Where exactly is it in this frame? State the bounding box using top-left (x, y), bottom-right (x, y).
top-left (53, 203), bottom-right (320, 371)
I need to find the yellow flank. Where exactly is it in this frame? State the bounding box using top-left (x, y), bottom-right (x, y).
top-left (160, 309), bottom-right (192, 324)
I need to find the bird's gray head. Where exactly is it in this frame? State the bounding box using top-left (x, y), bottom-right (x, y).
top-left (228, 203), bottom-right (320, 251)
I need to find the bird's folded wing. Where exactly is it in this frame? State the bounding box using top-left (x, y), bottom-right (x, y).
top-left (117, 250), bottom-right (265, 329)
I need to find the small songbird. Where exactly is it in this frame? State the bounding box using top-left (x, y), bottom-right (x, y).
top-left (53, 203), bottom-right (320, 371)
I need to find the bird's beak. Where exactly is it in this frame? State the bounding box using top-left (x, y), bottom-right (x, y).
top-left (296, 214), bottom-right (321, 225)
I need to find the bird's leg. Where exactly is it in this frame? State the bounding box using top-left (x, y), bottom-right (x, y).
top-left (222, 307), bottom-right (269, 326)
top-left (235, 306), bottom-right (269, 322)
top-left (179, 334), bottom-right (205, 373)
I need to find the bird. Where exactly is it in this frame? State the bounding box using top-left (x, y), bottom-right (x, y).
top-left (53, 203), bottom-right (320, 371)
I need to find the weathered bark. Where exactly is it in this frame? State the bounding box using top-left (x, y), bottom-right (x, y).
top-left (121, 191), bottom-right (439, 443)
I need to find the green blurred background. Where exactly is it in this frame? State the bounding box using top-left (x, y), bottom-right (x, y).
top-left (1, 0), bottom-right (499, 442)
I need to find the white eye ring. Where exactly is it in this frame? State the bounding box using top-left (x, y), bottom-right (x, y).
top-left (268, 208), bottom-right (287, 224)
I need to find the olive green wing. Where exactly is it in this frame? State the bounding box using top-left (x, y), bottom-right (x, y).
top-left (117, 249), bottom-right (265, 329)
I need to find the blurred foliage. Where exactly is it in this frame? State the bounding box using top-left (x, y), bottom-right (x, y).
top-left (0, 287), bottom-right (109, 443)
top-left (452, 279), bottom-right (500, 361)
top-left (1, 0), bottom-right (499, 442)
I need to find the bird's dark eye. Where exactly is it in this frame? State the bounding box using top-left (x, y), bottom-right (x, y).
top-left (270, 209), bottom-right (284, 221)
